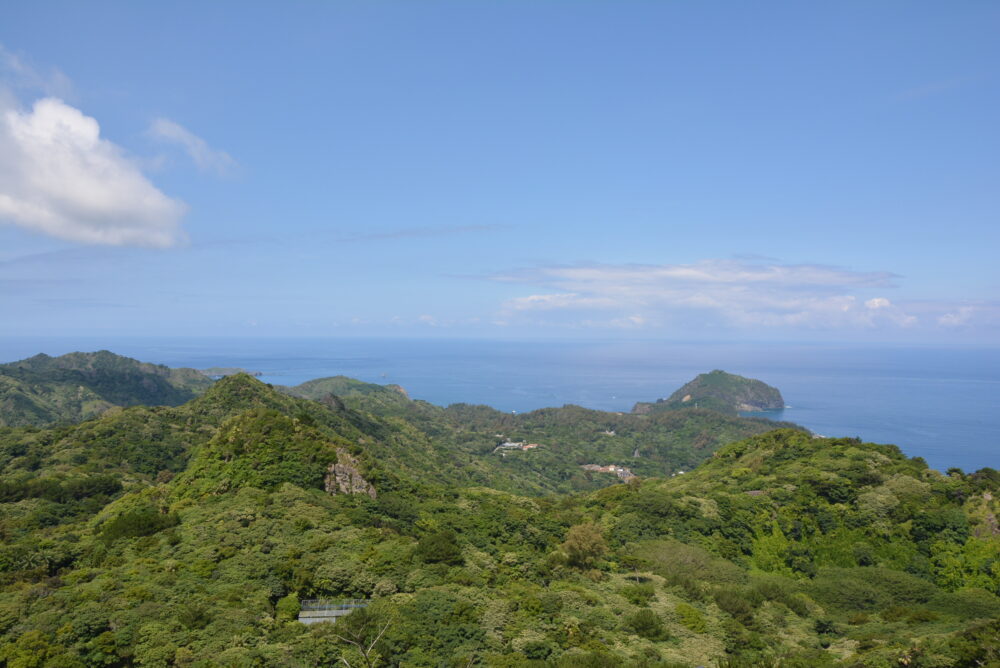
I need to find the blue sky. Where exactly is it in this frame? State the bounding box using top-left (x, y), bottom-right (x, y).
top-left (1, 1), bottom-right (998, 342)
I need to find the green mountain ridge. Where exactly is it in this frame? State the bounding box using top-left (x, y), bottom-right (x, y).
top-left (0, 353), bottom-right (795, 492)
top-left (0, 356), bottom-right (997, 666)
top-left (282, 373), bottom-right (805, 492)
top-left (0, 351), bottom-right (212, 427)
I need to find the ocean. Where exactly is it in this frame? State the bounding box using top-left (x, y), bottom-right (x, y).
top-left (1, 337), bottom-right (997, 474)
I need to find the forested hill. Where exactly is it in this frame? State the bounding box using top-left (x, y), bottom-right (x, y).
top-left (633, 370), bottom-right (785, 415)
top-left (0, 383), bottom-right (997, 666)
top-left (283, 374), bottom-right (806, 492)
top-left (1, 357), bottom-right (997, 665)
top-left (0, 350), bottom-right (804, 494)
top-left (0, 351), bottom-right (212, 427)
top-left (0, 373), bottom-right (543, 497)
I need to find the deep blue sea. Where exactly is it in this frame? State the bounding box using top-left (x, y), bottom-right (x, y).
top-left (1, 337), bottom-right (997, 474)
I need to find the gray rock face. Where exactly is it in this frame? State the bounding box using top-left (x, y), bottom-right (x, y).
top-left (324, 448), bottom-right (377, 498)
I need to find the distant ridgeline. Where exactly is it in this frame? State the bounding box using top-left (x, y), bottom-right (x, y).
top-left (633, 369), bottom-right (785, 415)
top-left (0, 355), bottom-right (997, 666)
top-left (0, 352), bottom-right (275, 427)
top-left (279, 372), bottom-right (805, 493)
top-left (199, 367), bottom-right (263, 379)
top-left (0, 352), bottom-right (801, 492)
top-left (0, 351), bottom-right (212, 427)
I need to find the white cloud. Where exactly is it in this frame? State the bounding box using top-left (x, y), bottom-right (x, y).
top-left (938, 306), bottom-right (979, 328)
top-left (0, 98), bottom-right (187, 247)
top-left (0, 43), bottom-right (73, 99)
top-left (505, 293), bottom-right (618, 311)
top-left (865, 297), bottom-right (891, 309)
top-left (149, 118), bottom-right (236, 176)
top-left (864, 297), bottom-right (916, 327)
top-left (495, 259), bottom-right (921, 331)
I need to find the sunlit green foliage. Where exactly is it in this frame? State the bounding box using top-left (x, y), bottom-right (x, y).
top-left (288, 374), bottom-right (806, 494)
top-left (0, 369), bottom-right (996, 666)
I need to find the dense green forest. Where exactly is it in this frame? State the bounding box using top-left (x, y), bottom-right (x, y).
top-left (0, 352), bottom-right (211, 427)
top-left (283, 374), bottom-right (804, 494)
top-left (0, 355), bottom-right (997, 667)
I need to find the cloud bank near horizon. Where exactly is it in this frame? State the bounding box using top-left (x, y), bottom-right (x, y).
top-left (492, 259), bottom-right (994, 333)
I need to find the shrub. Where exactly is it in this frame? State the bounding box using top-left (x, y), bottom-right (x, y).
top-left (563, 523), bottom-right (608, 569)
top-left (620, 583), bottom-right (655, 606)
top-left (714, 587), bottom-right (762, 625)
top-left (852, 542), bottom-right (876, 567)
top-left (636, 539), bottom-right (745, 585)
top-left (522, 640), bottom-right (555, 660)
top-left (664, 572), bottom-right (705, 601)
top-left (276, 593), bottom-right (300, 621)
top-left (538, 592), bottom-right (563, 616)
top-left (555, 651), bottom-right (624, 667)
top-left (622, 609), bottom-right (667, 640)
top-left (907, 608), bottom-right (939, 623)
top-left (784, 593), bottom-right (811, 617)
top-left (814, 619), bottom-right (838, 635)
top-left (928, 587), bottom-right (1000, 619)
top-left (751, 575), bottom-right (810, 617)
top-left (413, 530), bottom-right (463, 566)
top-left (809, 567), bottom-right (937, 612)
top-left (881, 606), bottom-right (908, 622)
top-left (752, 576), bottom-right (791, 601)
top-left (329, 605), bottom-right (394, 663)
top-left (947, 618), bottom-right (1000, 666)
top-left (911, 507), bottom-right (970, 546)
top-left (675, 602), bottom-right (706, 633)
top-left (99, 508), bottom-right (179, 543)
top-left (177, 604), bottom-right (211, 630)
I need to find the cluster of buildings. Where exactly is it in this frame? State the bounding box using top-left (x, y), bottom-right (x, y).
top-left (493, 440), bottom-right (542, 454)
top-left (581, 464), bottom-right (636, 481)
